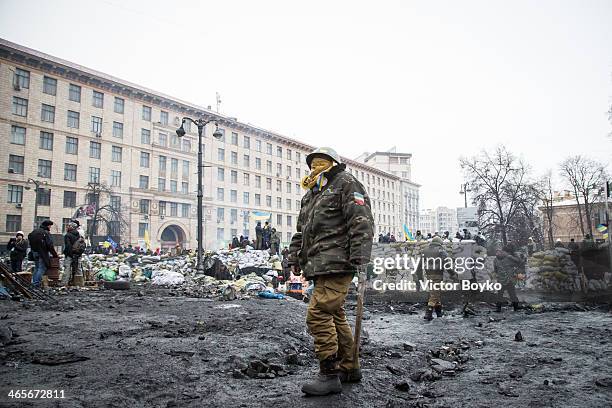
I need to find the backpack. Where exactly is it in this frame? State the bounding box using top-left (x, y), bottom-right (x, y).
top-left (72, 237), bottom-right (86, 256)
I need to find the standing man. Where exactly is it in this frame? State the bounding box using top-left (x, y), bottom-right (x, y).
top-left (28, 220), bottom-right (59, 288)
top-left (62, 222), bottom-right (83, 286)
top-left (423, 236), bottom-right (448, 320)
top-left (263, 221), bottom-right (271, 250)
top-left (288, 147), bottom-right (374, 396)
top-left (255, 221), bottom-right (263, 250)
top-left (7, 231), bottom-right (28, 272)
top-left (494, 242), bottom-right (522, 312)
top-left (270, 228), bottom-right (280, 255)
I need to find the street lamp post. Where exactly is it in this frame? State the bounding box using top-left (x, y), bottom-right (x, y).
top-left (176, 117), bottom-right (223, 273)
top-left (26, 178), bottom-right (47, 230)
top-left (459, 183), bottom-right (471, 208)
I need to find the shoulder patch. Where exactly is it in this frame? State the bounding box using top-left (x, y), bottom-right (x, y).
top-left (353, 192), bottom-right (365, 205)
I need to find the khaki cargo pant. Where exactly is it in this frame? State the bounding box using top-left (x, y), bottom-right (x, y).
top-left (306, 273), bottom-right (356, 371)
top-left (426, 270), bottom-right (443, 307)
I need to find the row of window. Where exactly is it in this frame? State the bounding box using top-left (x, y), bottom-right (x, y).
top-left (213, 187), bottom-right (301, 211)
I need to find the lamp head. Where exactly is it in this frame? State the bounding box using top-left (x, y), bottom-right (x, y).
top-left (212, 123), bottom-right (223, 139)
top-left (176, 121), bottom-right (186, 138)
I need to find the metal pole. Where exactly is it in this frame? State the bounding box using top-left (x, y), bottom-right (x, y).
top-left (605, 181), bottom-right (612, 274)
top-left (33, 181), bottom-right (39, 229)
top-left (196, 122), bottom-right (204, 274)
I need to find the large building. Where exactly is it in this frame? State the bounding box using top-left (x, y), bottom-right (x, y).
top-left (419, 206), bottom-right (457, 235)
top-left (0, 39), bottom-right (417, 250)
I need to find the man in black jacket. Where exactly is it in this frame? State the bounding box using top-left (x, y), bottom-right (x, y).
top-left (7, 231), bottom-right (28, 272)
top-left (62, 222), bottom-right (81, 286)
top-left (28, 220), bottom-right (59, 288)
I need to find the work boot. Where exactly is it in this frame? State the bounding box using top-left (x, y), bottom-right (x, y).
top-left (495, 302), bottom-right (503, 313)
top-left (434, 304), bottom-right (443, 318)
top-left (338, 368), bottom-right (362, 383)
top-left (301, 356), bottom-right (341, 396)
top-left (512, 301), bottom-right (520, 311)
top-left (424, 306), bottom-right (434, 321)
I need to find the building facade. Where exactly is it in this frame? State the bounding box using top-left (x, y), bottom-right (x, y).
top-left (0, 39), bottom-right (413, 250)
top-left (419, 206), bottom-right (457, 235)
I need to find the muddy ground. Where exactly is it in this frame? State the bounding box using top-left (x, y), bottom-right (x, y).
top-left (0, 287), bottom-right (611, 408)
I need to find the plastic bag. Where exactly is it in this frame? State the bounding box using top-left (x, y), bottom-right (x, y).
top-left (96, 267), bottom-right (116, 281)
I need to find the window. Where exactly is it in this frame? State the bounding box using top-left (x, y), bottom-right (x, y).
top-left (183, 121), bottom-right (191, 133)
top-left (244, 173), bottom-right (250, 186)
top-left (41, 104), bottom-right (55, 122)
top-left (255, 194), bottom-right (261, 206)
top-left (218, 148), bottom-right (225, 161)
top-left (170, 202), bottom-right (178, 217)
top-left (231, 170), bottom-right (238, 184)
top-left (217, 228), bottom-right (224, 240)
top-left (277, 146), bottom-right (282, 158)
top-left (7, 185), bottom-right (23, 203)
top-left (159, 133), bottom-right (167, 147)
top-left (243, 154), bottom-right (250, 167)
top-left (230, 190), bottom-right (237, 203)
top-left (217, 207), bottom-right (225, 221)
top-left (266, 195), bottom-right (272, 207)
top-left (63, 191), bottom-right (76, 208)
top-left (8, 155), bottom-right (24, 174)
top-left (181, 203), bottom-right (190, 217)
top-left (12, 97), bottom-right (28, 116)
top-left (112, 122), bottom-right (123, 138)
top-left (181, 182), bottom-right (188, 194)
top-left (277, 214), bottom-right (282, 225)
top-left (138, 223), bottom-right (148, 238)
top-left (217, 187), bottom-right (224, 201)
top-left (296, 152), bottom-right (301, 163)
top-left (114, 97), bottom-right (124, 113)
top-left (182, 160), bottom-right (189, 178)
top-left (142, 105), bottom-right (151, 121)
top-left (6, 215), bottom-right (22, 232)
top-left (139, 175), bottom-right (149, 189)
top-left (110, 195), bottom-right (121, 211)
top-left (110, 170), bottom-right (121, 187)
top-left (89, 167), bottom-right (100, 183)
top-left (13, 68), bottom-right (29, 89)
top-left (170, 159), bottom-right (178, 178)
top-left (255, 140), bottom-right (262, 152)
top-left (276, 180), bottom-right (282, 192)
top-left (286, 199), bottom-right (292, 210)
top-left (287, 165), bottom-right (292, 177)
top-left (11, 126), bottom-right (26, 145)
top-left (67, 110), bottom-right (80, 128)
top-left (37, 188), bottom-right (51, 206)
top-left (91, 116), bottom-right (102, 134)
top-left (39, 131), bottom-right (53, 150)
top-left (140, 152), bottom-right (150, 168)
top-left (255, 157), bottom-right (261, 170)
top-left (255, 176), bottom-right (261, 188)
top-left (243, 192), bottom-right (250, 204)
top-left (159, 201), bottom-right (167, 215)
top-left (217, 168), bottom-right (225, 181)
top-left (296, 168), bottom-right (301, 179)
top-left (286, 182), bottom-right (292, 193)
top-left (41, 76), bottom-right (58, 95)
top-left (139, 199), bottom-right (150, 214)
top-left (287, 149), bottom-right (292, 160)
top-left (182, 138), bottom-right (191, 152)
top-left (159, 156), bottom-right (167, 174)
top-left (158, 178), bottom-right (166, 192)
top-left (38, 159), bottom-right (52, 178)
top-left (64, 164), bottom-right (77, 181)
top-left (266, 178), bottom-right (272, 190)
top-left (230, 209), bottom-right (238, 223)
top-left (266, 143), bottom-right (272, 155)
top-left (231, 151), bottom-right (238, 164)
top-left (88, 141), bottom-right (101, 159)
top-left (170, 180), bottom-right (177, 192)
top-left (277, 163), bottom-right (282, 176)
top-left (171, 134), bottom-right (179, 148)
top-left (160, 111), bottom-right (168, 125)
top-left (140, 129), bottom-right (151, 144)
top-left (111, 145), bottom-right (122, 162)
top-left (92, 91), bottom-right (104, 108)
top-left (266, 161), bottom-right (272, 174)
top-left (276, 197), bottom-right (282, 209)
top-left (66, 136), bottom-right (78, 154)
top-left (243, 135), bottom-right (250, 149)
top-left (69, 84), bottom-right (81, 102)
top-left (231, 132), bottom-right (238, 145)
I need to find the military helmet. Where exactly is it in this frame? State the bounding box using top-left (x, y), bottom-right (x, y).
top-left (306, 147), bottom-right (342, 168)
top-left (430, 236), bottom-right (443, 246)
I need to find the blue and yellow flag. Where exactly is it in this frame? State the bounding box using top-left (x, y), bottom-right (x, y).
top-left (403, 224), bottom-right (414, 241)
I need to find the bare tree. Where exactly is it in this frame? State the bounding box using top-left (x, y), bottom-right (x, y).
top-left (460, 146), bottom-right (540, 246)
top-left (76, 182), bottom-right (128, 242)
top-left (537, 171), bottom-right (557, 248)
top-left (559, 156), bottom-right (608, 239)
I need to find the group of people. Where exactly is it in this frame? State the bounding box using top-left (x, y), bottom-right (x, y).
top-left (377, 229), bottom-right (478, 244)
top-left (228, 221), bottom-right (282, 255)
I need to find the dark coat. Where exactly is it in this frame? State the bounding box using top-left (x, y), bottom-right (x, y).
top-left (28, 227), bottom-right (58, 267)
top-left (288, 163), bottom-right (374, 279)
top-left (7, 238), bottom-right (28, 261)
top-left (63, 230), bottom-right (80, 257)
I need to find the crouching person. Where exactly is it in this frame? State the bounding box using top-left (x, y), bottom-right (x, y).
top-left (288, 147), bottom-right (374, 396)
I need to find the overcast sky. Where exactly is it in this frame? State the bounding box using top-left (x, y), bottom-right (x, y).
top-left (1, 0), bottom-right (610, 209)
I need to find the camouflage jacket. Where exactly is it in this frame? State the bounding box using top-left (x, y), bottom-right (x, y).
top-left (288, 164), bottom-right (374, 279)
top-left (494, 251), bottom-right (524, 282)
top-left (422, 244), bottom-right (449, 275)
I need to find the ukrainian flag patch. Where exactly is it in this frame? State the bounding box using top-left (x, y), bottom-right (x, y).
top-left (353, 192), bottom-right (365, 205)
